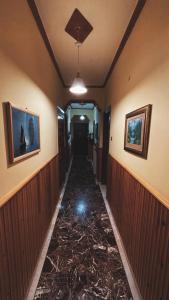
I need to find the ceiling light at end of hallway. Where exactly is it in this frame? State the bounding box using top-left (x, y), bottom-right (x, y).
top-left (80, 115), bottom-right (85, 120)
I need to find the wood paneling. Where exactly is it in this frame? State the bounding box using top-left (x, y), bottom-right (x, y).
top-left (107, 154), bottom-right (169, 300)
top-left (0, 155), bottom-right (59, 300)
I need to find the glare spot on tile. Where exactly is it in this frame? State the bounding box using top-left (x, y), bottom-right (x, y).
top-left (76, 201), bottom-right (87, 214)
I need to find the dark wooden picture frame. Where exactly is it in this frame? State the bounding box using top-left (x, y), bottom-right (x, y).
top-left (124, 104), bottom-right (152, 158)
top-left (6, 102), bottom-right (40, 163)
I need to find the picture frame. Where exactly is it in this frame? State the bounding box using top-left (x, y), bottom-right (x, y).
top-left (124, 104), bottom-right (152, 158)
top-left (6, 102), bottom-right (40, 163)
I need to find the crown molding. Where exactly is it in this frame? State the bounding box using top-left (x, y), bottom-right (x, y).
top-left (104, 0), bottom-right (146, 86)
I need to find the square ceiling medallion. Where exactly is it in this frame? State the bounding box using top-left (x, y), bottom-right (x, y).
top-left (65, 8), bottom-right (93, 43)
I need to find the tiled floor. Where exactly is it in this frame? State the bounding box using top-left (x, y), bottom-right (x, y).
top-left (34, 156), bottom-right (132, 300)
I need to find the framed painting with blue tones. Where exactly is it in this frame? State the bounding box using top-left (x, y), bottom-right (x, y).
top-left (6, 102), bottom-right (40, 163)
top-left (124, 105), bottom-right (152, 158)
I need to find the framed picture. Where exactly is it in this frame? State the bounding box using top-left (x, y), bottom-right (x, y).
top-left (124, 104), bottom-right (152, 158)
top-left (6, 102), bottom-right (40, 163)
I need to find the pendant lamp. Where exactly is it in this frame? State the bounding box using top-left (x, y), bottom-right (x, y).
top-left (69, 42), bottom-right (87, 95)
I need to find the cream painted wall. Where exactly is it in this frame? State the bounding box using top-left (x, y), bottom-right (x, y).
top-left (0, 0), bottom-right (64, 199)
top-left (105, 0), bottom-right (169, 201)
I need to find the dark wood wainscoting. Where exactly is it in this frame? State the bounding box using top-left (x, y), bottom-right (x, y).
top-left (0, 155), bottom-right (59, 300)
top-left (107, 155), bottom-right (169, 300)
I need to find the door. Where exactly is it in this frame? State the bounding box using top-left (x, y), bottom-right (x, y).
top-left (73, 123), bottom-right (89, 155)
top-left (58, 118), bottom-right (66, 187)
top-left (102, 110), bottom-right (111, 184)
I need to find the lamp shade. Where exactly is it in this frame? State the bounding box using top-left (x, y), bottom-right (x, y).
top-left (69, 72), bottom-right (87, 95)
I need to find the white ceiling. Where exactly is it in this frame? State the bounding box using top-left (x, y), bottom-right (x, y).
top-left (35, 0), bottom-right (138, 86)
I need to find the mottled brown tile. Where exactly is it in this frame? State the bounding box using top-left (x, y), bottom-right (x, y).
top-left (34, 156), bottom-right (132, 300)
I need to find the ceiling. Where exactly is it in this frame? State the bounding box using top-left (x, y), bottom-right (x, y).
top-left (31, 0), bottom-right (143, 87)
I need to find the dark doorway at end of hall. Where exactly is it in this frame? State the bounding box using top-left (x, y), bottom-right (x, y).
top-left (72, 116), bottom-right (89, 156)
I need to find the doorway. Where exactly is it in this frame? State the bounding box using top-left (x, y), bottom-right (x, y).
top-left (57, 107), bottom-right (69, 187)
top-left (102, 108), bottom-right (111, 184)
top-left (73, 122), bottom-right (89, 155)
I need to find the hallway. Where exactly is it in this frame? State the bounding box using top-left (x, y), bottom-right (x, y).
top-left (34, 157), bottom-right (132, 299)
top-left (1, 1), bottom-right (169, 299)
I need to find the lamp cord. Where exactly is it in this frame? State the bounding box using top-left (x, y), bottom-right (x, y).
top-left (78, 43), bottom-right (80, 67)
top-left (76, 42), bottom-right (81, 73)
top-left (75, 35), bottom-right (81, 72)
